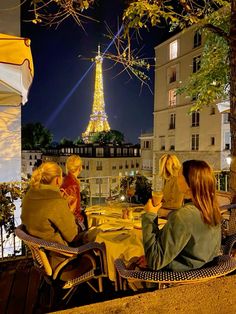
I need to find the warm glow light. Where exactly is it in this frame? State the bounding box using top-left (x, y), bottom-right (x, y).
top-left (226, 154), bottom-right (232, 166)
top-left (82, 46), bottom-right (110, 142)
top-left (120, 195), bottom-right (126, 201)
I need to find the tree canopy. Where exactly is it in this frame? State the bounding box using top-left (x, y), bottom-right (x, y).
top-left (90, 130), bottom-right (125, 145)
top-left (22, 122), bottom-right (53, 149)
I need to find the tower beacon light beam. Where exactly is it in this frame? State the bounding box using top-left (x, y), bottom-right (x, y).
top-left (82, 45), bottom-right (111, 143)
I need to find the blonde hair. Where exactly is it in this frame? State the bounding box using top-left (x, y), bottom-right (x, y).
top-left (182, 160), bottom-right (221, 226)
top-left (159, 154), bottom-right (181, 180)
top-left (66, 155), bottom-right (82, 174)
top-left (30, 161), bottom-right (62, 189)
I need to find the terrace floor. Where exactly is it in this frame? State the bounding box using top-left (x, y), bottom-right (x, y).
top-left (0, 257), bottom-right (137, 314)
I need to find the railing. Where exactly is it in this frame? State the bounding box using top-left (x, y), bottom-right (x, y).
top-left (0, 170), bottom-right (231, 260)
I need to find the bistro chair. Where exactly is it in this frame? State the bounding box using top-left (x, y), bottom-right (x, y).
top-left (15, 224), bottom-right (107, 306)
top-left (114, 253), bottom-right (236, 291)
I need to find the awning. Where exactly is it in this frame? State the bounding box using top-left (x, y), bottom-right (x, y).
top-left (217, 101), bottom-right (230, 113)
top-left (0, 33), bottom-right (34, 106)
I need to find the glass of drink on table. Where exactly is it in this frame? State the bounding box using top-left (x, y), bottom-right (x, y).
top-left (152, 191), bottom-right (163, 207)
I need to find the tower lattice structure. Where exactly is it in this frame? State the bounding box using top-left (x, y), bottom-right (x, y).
top-left (82, 46), bottom-right (110, 143)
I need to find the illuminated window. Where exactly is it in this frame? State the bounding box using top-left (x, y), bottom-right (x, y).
top-left (168, 89), bottom-right (177, 107)
top-left (169, 113), bottom-right (176, 129)
top-left (193, 56), bottom-right (201, 73)
top-left (169, 40), bottom-right (178, 60)
top-left (96, 147), bottom-right (104, 157)
top-left (191, 111), bottom-right (200, 127)
top-left (191, 134), bottom-right (199, 151)
top-left (123, 148), bottom-right (128, 156)
top-left (193, 31), bottom-right (202, 48)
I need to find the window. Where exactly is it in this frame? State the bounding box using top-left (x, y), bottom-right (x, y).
top-left (210, 106), bottom-right (215, 115)
top-left (117, 148), bottom-right (121, 156)
top-left (193, 56), bottom-right (201, 73)
top-left (96, 147), bottom-right (104, 157)
top-left (191, 111), bottom-right (200, 127)
top-left (168, 65), bottom-right (177, 83)
top-left (160, 136), bottom-right (165, 151)
top-left (112, 165), bottom-right (116, 170)
top-left (119, 165), bottom-right (123, 169)
top-left (96, 161), bottom-right (102, 170)
top-left (191, 134), bottom-right (199, 151)
top-left (193, 31), bottom-right (202, 48)
top-left (123, 148), bottom-right (128, 156)
top-left (168, 89), bottom-right (177, 107)
top-left (143, 140), bottom-right (150, 149)
top-left (110, 148), bottom-right (114, 156)
top-left (224, 132), bottom-right (231, 150)
top-left (169, 136), bottom-right (175, 151)
top-left (169, 113), bottom-right (176, 129)
top-left (210, 137), bottom-right (215, 146)
top-left (169, 40), bottom-right (178, 60)
top-left (223, 113), bottom-right (230, 124)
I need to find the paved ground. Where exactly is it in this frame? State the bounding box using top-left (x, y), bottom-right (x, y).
top-left (52, 274), bottom-right (236, 314)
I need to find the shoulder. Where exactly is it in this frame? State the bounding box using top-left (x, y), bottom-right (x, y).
top-left (169, 204), bottom-right (201, 225)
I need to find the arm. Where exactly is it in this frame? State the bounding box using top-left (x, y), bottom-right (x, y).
top-left (142, 211), bottom-right (191, 270)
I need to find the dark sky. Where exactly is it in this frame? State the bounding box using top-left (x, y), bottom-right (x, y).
top-left (21, 0), bottom-right (170, 144)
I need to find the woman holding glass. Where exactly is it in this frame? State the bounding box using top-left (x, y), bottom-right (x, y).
top-left (142, 160), bottom-right (221, 271)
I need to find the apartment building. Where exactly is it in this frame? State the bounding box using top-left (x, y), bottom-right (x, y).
top-left (139, 132), bottom-right (153, 181)
top-left (42, 143), bottom-right (141, 198)
top-left (153, 25), bottom-right (230, 189)
top-left (22, 150), bottom-right (43, 178)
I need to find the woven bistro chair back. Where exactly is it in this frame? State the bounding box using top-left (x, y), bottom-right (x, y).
top-left (15, 224), bottom-right (107, 300)
top-left (114, 255), bottom-right (236, 291)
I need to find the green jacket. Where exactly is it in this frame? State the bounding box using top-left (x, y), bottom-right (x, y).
top-left (21, 184), bottom-right (78, 246)
top-left (142, 203), bottom-right (221, 271)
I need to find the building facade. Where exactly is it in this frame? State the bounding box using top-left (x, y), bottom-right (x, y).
top-left (139, 132), bottom-right (153, 182)
top-left (22, 150), bottom-right (43, 178)
top-left (153, 26), bottom-right (230, 189)
top-left (42, 143), bottom-right (141, 198)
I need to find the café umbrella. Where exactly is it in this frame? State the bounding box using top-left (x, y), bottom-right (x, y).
top-left (0, 33), bottom-right (34, 106)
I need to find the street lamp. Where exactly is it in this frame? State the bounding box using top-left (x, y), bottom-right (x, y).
top-left (226, 154), bottom-right (232, 166)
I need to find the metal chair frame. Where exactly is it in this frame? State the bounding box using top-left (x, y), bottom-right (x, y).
top-left (114, 253), bottom-right (236, 291)
top-left (15, 224), bottom-right (107, 305)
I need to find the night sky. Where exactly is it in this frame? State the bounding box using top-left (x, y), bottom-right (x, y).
top-left (21, 0), bottom-right (170, 144)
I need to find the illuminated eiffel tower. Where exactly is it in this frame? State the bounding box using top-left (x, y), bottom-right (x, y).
top-left (82, 46), bottom-right (111, 143)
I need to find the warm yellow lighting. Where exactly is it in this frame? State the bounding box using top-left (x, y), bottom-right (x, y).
top-left (82, 46), bottom-right (111, 142)
top-left (226, 154), bottom-right (232, 166)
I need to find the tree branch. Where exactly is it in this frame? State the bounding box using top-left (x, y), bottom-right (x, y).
top-left (202, 23), bottom-right (230, 43)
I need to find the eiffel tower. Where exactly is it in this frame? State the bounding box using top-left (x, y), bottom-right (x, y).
top-left (82, 46), bottom-right (111, 143)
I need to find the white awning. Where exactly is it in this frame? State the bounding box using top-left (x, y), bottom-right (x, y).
top-left (0, 33), bottom-right (34, 106)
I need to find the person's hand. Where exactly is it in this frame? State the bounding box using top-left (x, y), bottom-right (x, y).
top-left (136, 255), bottom-right (148, 268)
top-left (144, 198), bottom-right (162, 214)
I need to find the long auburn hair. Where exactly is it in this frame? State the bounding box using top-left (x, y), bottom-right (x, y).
top-left (182, 160), bottom-right (221, 226)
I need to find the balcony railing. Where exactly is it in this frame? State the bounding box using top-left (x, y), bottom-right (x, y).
top-left (0, 170), bottom-right (230, 260)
